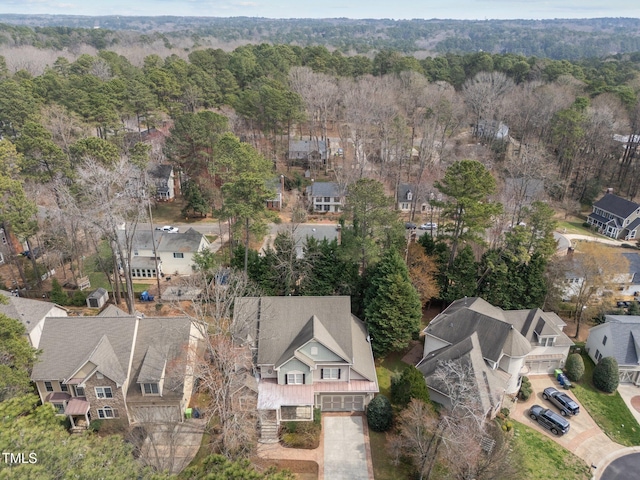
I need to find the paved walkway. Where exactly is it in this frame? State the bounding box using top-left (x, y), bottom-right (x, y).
top-left (256, 413), bottom-right (374, 480)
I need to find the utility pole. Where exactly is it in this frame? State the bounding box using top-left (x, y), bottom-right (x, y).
top-left (147, 193), bottom-right (162, 298)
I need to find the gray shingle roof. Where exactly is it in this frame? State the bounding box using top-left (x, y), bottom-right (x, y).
top-left (305, 182), bottom-right (341, 198)
top-left (417, 332), bottom-right (506, 414)
top-left (127, 317), bottom-right (192, 402)
top-left (149, 164), bottom-right (173, 182)
top-left (31, 317), bottom-right (136, 381)
top-left (234, 296), bottom-right (376, 382)
top-left (595, 315), bottom-right (640, 365)
top-left (84, 335), bottom-right (128, 386)
top-left (594, 193), bottom-right (640, 219)
top-left (424, 297), bottom-right (518, 362)
top-left (0, 290), bottom-right (66, 334)
top-left (126, 229), bottom-right (207, 254)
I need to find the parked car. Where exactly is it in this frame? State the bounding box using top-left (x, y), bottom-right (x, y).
top-left (542, 387), bottom-right (580, 416)
top-left (529, 404), bottom-right (570, 435)
top-left (405, 222), bottom-right (417, 229)
top-left (419, 222), bottom-right (438, 230)
top-left (156, 225), bottom-right (179, 233)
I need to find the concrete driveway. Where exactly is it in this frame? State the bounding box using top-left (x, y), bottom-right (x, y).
top-left (323, 414), bottom-right (373, 480)
top-left (512, 375), bottom-right (624, 467)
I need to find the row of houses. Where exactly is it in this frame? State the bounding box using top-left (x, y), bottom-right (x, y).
top-left (5, 286), bottom-right (640, 439)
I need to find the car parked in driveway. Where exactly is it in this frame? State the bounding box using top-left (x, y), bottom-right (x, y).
top-left (405, 222), bottom-right (417, 229)
top-left (529, 404), bottom-right (570, 436)
top-left (543, 387), bottom-right (580, 416)
top-left (156, 225), bottom-right (179, 233)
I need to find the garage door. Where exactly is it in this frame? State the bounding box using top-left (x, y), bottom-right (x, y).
top-left (526, 360), bottom-right (561, 374)
top-left (132, 406), bottom-right (181, 424)
top-left (321, 395), bottom-right (364, 412)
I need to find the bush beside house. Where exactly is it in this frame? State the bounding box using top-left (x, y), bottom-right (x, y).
top-left (593, 357), bottom-right (619, 393)
top-left (390, 366), bottom-right (430, 408)
top-left (565, 353), bottom-right (585, 382)
top-left (367, 394), bottom-right (393, 432)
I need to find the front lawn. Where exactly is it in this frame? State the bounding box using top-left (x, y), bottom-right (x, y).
top-left (511, 421), bottom-right (591, 480)
top-left (571, 353), bottom-right (640, 446)
top-left (369, 430), bottom-right (413, 480)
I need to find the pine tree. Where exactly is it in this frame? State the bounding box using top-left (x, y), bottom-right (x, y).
top-left (364, 250), bottom-right (422, 357)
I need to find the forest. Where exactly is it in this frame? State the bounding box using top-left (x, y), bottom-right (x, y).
top-left (2, 15), bottom-right (640, 59)
top-left (1, 19), bottom-right (640, 478)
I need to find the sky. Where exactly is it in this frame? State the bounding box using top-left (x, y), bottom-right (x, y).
top-left (0, 0), bottom-right (639, 20)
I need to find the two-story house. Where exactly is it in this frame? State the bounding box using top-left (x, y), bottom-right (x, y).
top-left (587, 192), bottom-right (640, 240)
top-left (128, 227), bottom-right (210, 278)
top-left (149, 164), bottom-right (177, 202)
top-left (31, 315), bottom-right (201, 430)
top-left (417, 297), bottom-right (573, 417)
top-left (289, 140), bottom-right (328, 165)
top-left (305, 182), bottom-right (344, 213)
top-left (0, 290), bottom-right (68, 348)
top-left (586, 315), bottom-right (640, 385)
top-left (233, 296), bottom-right (378, 441)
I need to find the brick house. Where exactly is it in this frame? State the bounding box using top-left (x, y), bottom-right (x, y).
top-left (31, 315), bottom-right (202, 430)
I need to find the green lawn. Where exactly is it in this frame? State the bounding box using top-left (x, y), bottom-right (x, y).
top-left (375, 351), bottom-right (411, 398)
top-left (556, 219), bottom-right (597, 236)
top-left (571, 353), bottom-right (640, 446)
top-left (511, 421), bottom-right (591, 480)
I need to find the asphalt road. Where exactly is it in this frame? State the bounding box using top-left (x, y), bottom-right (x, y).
top-left (600, 452), bottom-right (640, 480)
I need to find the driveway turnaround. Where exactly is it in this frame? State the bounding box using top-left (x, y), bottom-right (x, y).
top-left (512, 375), bottom-right (624, 467)
top-left (600, 452), bottom-right (640, 480)
top-left (324, 415), bottom-right (371, 480)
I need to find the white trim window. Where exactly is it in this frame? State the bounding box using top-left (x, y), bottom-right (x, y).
top-left (44, 381), bottom-right (54, 392)
top-left (97, 406), bottom-right (118, 419)
top-left (321, 368), bottom-right (340, 380)
top-left (95, 386), bottom-right (113, 399)
top-left (173, 252), bottom-right (184, 259)
top-left (286, 373), bottom-right (304, 385)
top-left (52, 403), bottom-right (65, 414)
top-left (142, 383), bottom-right (159, 395)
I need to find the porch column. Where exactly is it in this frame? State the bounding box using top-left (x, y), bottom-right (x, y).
top-left (69, 415), bottom-right (76, 429)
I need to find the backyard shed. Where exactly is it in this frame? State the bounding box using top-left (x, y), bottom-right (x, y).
top-left (86, 288), bottom-right (108, 309)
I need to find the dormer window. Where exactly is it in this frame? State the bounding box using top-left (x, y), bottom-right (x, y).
top-left (407, 191), bottom-right (413, 201)
top-left (142, 383), bottom-right (160, 395)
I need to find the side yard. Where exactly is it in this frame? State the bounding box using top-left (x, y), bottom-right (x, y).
top-left (571, 352), bottom-right (640, 447)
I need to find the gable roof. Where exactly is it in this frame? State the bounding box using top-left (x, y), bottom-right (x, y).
top-left (417, 332), bottom-right (507, 414)
top-left (0, 290), bottom-right (66, 334)
top-left (306, 182), bottom-right (341, 198)
top-left (31, 317), bottom-right (136, 382)
top-left (81, 334), bottom-right (127, 386)
top-left (593, 193), bottom-right (640, 219)
top-left (289, 140), bottom-right (327, 153)
top-left (276, 315), bottom-right (350, 367)
top-left (592, 315), bottom-right (640, 366)
top-left (234, 296), bottom-right (376, 382)
top-left (126, 228), bottom-right (208, 254)
top-left (424, 297), bottom-right (521, 363)
top-left (127, 317), bottom-right (192, 400)
top-left (149, 164), bottom-right (173, 182)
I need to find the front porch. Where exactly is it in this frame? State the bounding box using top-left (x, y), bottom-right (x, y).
top-left (65, 397), bottom-right (91, 432)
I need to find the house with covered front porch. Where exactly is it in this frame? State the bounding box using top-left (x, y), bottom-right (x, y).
top-left (31, 315), bottom-right (202, 430)
top-left (233, 296), bottom-right (378, 442)
top-left (587, 192), bottom-right (640, 240)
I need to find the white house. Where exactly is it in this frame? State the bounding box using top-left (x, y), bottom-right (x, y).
top-left (0, 290), bottom-right (68, 348)
top-left (129, 228), bottom-right (210, 277)
top-left (586, 315), bottom-right (640, 385)
top-left (417, 297), bottom-right (573, 416)
top-left (306, 182), bottom-right (344, 213)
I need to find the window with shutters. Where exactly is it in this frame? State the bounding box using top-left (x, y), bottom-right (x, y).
top-left (321, 368), bottom-right (340, 380)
